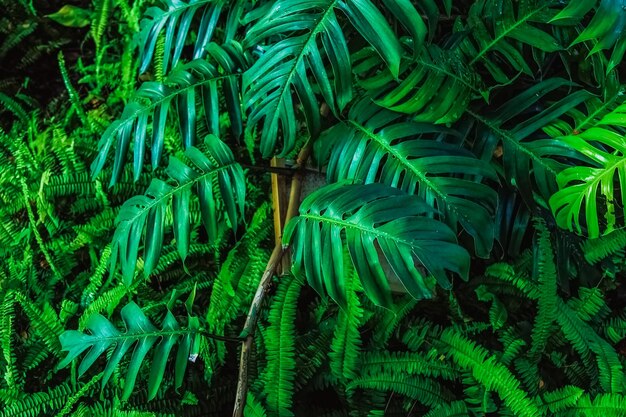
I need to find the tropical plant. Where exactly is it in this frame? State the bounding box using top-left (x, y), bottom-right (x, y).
top-left (2, 0), bottom-right (626, 416)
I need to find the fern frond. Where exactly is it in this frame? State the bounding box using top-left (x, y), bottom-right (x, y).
top-left (329, 266), bottom-right (363, 381)
top-left (243, 392), bottom-right (267, 417)
top-left (347, 372), bottom-right (449, 407)
top-left (438, 329), bottom-right (542, 417)
top-left (207, 203), bottom-right (272, 362)
top-left (360, 351), bottom-right (459, 380)
top-left (541, 385), bottom-right (584, 414)
top-left (423, 401), bottom-right (468, 417)
top-left (556, 298), bottom-right (624, 393)
top-left (0, 383), bottom-right (74, 417)
top-left (263, 275), bottom-right (303, 417)
top-left (530, 218), bottom-right (558, 358)
top-left (582, 230), bottom-right (626, 264)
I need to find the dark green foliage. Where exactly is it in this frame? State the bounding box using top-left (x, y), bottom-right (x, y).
top-left (2, 1), bottom-right (626, 417)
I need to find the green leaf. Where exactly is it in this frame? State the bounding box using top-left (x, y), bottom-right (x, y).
top-left (550, 101), bottom-right (626, 238)
top-left (554, 0), bottom-right (626, 73)
top-left (243, 0), bottom-right (424, 157)
top-left (263, 275), bottom-right (303, 417)
top-left (354, 44), bottom-right (486, 123)
top-left (318, 99), bottom-right (498, 257)
top-left (58, 300), bottom-right (199, 400)
top-left (438, 329), bottom-right (542, 417)
top-left (47, 5), bottom-right (92, 28)
top-left (110, 136), bottom-right (245, 285)
top-left (136, 0), bottom-right (226, 74)
top-left (470, 78), bottom-right (594, 205)
top-left (455, 0), bottom-right (562, 83)
top-left (283, 183), bottom-right (470, 308)
top-left (92, 44), bottom-right (249, 184)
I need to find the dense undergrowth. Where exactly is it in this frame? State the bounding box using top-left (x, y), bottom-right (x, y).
top-left (1, 0), bottom-right (626, 416)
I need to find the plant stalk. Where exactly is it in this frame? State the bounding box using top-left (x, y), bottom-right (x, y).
top-left (231, 143), bottom-right (312, 417)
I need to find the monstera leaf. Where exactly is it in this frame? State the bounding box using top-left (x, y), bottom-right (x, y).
top-left (550, 102), bottom-right (626, 238)
top-left (317, 99), bottom-right (498, 258)
top-left (353, 44), bottom-right (487, 124)
top-left (283, 183), bottom-right (470, 308)
top-left (136, 0), bottom-right (226, 73)
top-left (242, 0), bottom-right (427, 157)
top-left (470, 78), bottom-right (593, 206)
top-left (58, 297), bottom-right (200, 400)
top-left (92, 43), bottom-right (248, 185)
top-left (551, 0), bottom-right (626, 73)
top-left (455, 0), bottom-right (562, 83)
top-left (111, 135), bottom-right (245, 285)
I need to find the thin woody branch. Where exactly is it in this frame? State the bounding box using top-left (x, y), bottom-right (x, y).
top-left (231, 143), bottom-right (312, 417)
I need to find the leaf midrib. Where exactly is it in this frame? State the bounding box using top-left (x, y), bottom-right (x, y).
top-left (81, 328), bottom-right (195, 344)
top-left (467, 109), bottom-right (558, 177)
top-left (302, 213), bottom-right (418, 249)
top-left (346, 120), bottom-right (479, 226)
top-left (110, 73), bottom-right (237, 138)
top-left (469, 4), bottom-right (550, 65)
top-left (261, 1), bottom-right (338, 130)
top-left (123, 163), bottom-right (237, 225)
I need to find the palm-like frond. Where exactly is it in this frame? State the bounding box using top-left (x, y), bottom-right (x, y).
top-left (319, 100), bottom-right (498, 257)
top-left (92, 43), bottom-right (249, 185)
top-left (111, 135), bottom-right (245, 285)
top-left (263, 275), bottom-right (303, 417)
top-left (347, 372), bottom-right (449, 407)
top-left (471, 78), bottom-right (593, 205)
top-left (456, 0), bottom-right (562, 83)
top-left (549, 102), bottom-right (626, 238)
top-left (58, 299), bottom-right (200, 401)
top-left (556, 296), bottom-right (625, 393)
top-left (552, 0), bottom-right (626, 73)
top-left (242, 0), bottom-right (426, 157)
top-left (283, 183), bottom-right (470, 308)
top-left (438, 329), bottom-right (542, 417)
top-left (354, 44), bottom-right (486, 124)
top-left (329, 264), bottom-right (363, 380)
top-left (529, 218), bottom-right (557, 359)
top-left (136, 0), bottom-right (226, 74)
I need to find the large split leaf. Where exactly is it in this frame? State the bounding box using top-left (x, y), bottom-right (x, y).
top-left (136, 0), bottom-right (226, 73)
top-left (318, 99), bottom-right (498, 257)
top-left (550, 101), bottom-right (626, 237)
top-left (283, 183), bottom-right (470, 308)
top-left (92, 43), bottom-right (249, 185)
top-left (243, 0), bottom-right (427, 157)
top-left (111, 135), bottom-right (245, 285)
top-left (354, 44), bottom-right (486, 124)
top-left (58, 299), bottom-right (200, 400)
top-left (455, 0), bottom-right (562, 83)
top-left (552, 0), bottom-right (626, 73)
top-left (470, 78), bottom-right (593, 206)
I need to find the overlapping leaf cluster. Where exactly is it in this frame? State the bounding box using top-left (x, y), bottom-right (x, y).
top-left (2, 0), bottom-right (626, 416)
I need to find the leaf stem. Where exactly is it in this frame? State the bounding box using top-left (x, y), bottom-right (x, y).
top-left (231, 142), bottom-right (312, 417)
